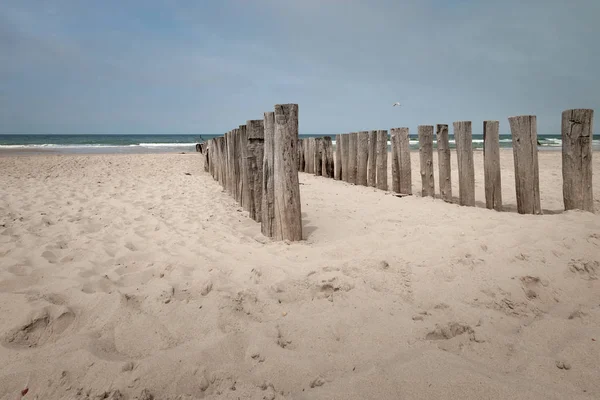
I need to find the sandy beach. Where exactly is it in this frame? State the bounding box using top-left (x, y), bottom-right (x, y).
top-left (1, 150), bottom-right (599, 399)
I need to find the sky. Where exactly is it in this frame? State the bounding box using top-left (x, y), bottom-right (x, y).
top-left (1, 0), bottom-right (598, 135)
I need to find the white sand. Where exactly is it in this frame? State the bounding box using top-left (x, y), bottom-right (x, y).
top-left (0, 150), bottom-right (599, 400)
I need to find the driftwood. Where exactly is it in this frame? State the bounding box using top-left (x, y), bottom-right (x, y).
top-left (508, 115), bottom-right (541, 214)
top-left (562, 109), bottom-right (594, 212)
top-left (483, 121), bottom-right (502, 211)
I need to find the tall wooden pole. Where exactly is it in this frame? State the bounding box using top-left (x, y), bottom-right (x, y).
top-left (341, 134), bottom-right (350, 182)
top-left (508, 115), bottom-right (541, 214)
top-left (483, 121), bottom-right (502, 211)
top-left (322, 136), bottom-right (334, 178)
top-left (334, 134), bottom-right (342, 180)
top-left (262, 112), bottom-right (276, 237)
top-left (418, 125), bottom-right (435, 197)
top-left (453, 121), bottom-right (475, 206)
top-left (562, 109), bottom-right (594, 212)
top-left (376, 130), bottom-right (388, 190)
top-left (314, 138), bottom-right (323, 176)
top-left (436, 124), bottom-right (452, 202)
top-left (367, 130), bottom-right (377, 187)
top-left (273, 104), bottom-right (302, 241)
top-left (396, 128), bottom-right (412, 195)
top-left (390, 129), bottom-right (400, 193)
top-left (348, 132), bottom-right (358, 184)
top-left (356, 131), bottom-right (369, 186)
top-left (247, 119), bottom-right (265, 222)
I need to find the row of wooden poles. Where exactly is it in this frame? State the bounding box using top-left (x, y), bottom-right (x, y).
top-left (297, 108), bottom-right (594, 214)
top-left (199, 104), bottom-right (303, 241)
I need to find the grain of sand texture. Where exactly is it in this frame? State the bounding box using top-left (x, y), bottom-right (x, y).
top-left (0, 151), bottom-right (599, 400)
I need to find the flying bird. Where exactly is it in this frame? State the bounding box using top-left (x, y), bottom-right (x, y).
top-left (392, 102), bottom-right (401, 107)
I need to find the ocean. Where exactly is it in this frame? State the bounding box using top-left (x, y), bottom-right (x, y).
top-left (1, 133), bottom-right (599, 154)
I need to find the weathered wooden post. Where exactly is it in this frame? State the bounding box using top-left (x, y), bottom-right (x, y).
top-left (334, 134), bottom-right (342, 180)
top-left (508, 115), bottom-right (541, 214)
top-left (376, 130), bottom-right (388, 190)
top-left (298, 138), bottom-right (305, 172)
top-left (390, 129), bottom-right (400, 193)
top-left (262, 112), bottom-right (275, 237)
top-left (247, 119), bottom-right (265, 222)
top-left (367, 130), bottom-right (377, 187)
top-left (220, 136), bottom-right (227, 187)
top-left (483, 121), bottom-right (502, 211)
top-left (203, 143), bottom-right (209, 172)
top-left (314, 137), bottom-right (323, 176)
top-left (357, 131), bottom-right (369, 186)
top-left (436, 124), bottom-right (452, 202)
top-left (395, 128), bottom-right (411, 194)
top-left (562, 109), bottom-right (594, 212)
top-left (322, 136), bottom-right (334, 178)
top-left (224, 132), bottom-right (231, 196)
top-left (273, 104), bottom-right (302, 241)
top-left (307, 138), bottom-right (315, 174)
top-left (454, 121), bottom-right (475, 206)
top-left (236, 127), bottom-right (244, 205)
top-left (301, 139), bottom-right (308, 172)
top-left (418, 125), bottom-right (435, 197)
top-left (348, 132), bottom-right (358, 184)
top-left (341, 134), bottom-right (350, 182)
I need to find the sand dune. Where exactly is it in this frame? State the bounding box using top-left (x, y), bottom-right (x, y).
top-left (0, 150), bottom-right (599, 399)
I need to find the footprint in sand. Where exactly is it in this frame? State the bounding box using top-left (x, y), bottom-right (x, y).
top-left (2, 305), bottom-right (76, 349)
top-left (568, 259), bottom-right (598, 280)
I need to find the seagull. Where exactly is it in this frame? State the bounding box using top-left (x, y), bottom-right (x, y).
top-left (392, 102), bottom-right (401, 107)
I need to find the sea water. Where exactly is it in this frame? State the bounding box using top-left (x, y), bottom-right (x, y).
top-left (1, 133), bottom-right (599, 153)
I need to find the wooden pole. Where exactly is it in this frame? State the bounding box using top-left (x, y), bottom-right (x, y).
top-left (240, 125), bottom-right (251, 209)
top-left (322, 136), bottom-right (334, 178)
top-left (341, 134), bottom-right (350, 182)
top-left (418, 125), bottom-right (435, 197)
top-left (262, 112), bottom-right (275, 237)
top-left (235, 127), bottom-right (243, 205)
top-left (367, 130), bottom-right (377, 187)
top-left (357, 131), bottom-right (369, 186)
top-left (395, 128), bottom-right (411, 194)
top-left (273, 104), bottom-right (302, 241)
top-left (220, 136), bottom-right (227, 187)
top-left (508, 115), bottom-right (541, 214)
top-left (483, 121), bottom-right (502, 211)
top-left (390, 129), bottom-right (400, 193)
top-left (334, 134), bottom-right (342, 180)
top-left (562, 109), bottom-right (594, 212)
top-left (453, 121), bottom-right (475, 206)
top-left (376, 130), bottom-right (388, 190)
top-left (298, 138), bottom-right (305, 172)
top-left (307, 138), bottom-right (315, 173)
top-left (247, 119), bottom-right (265, 222)
top-left (314, 138), bottom-right (323, 176)
top-left (225, 132), bottom-right (232, 196)
top-left (348, 132), bottom-right (358, 184)
top-left (436, 124), bottom-right (452, 202)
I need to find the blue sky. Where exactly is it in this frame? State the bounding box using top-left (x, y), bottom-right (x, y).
top-left (1, 0), bottom-right (598, 135)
